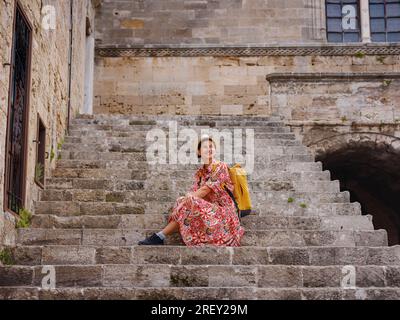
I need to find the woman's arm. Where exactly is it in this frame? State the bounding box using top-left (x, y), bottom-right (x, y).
top-left (189, 185), bottom-right (211, 199)
top-left (187, 162), bottom-right (229, 199)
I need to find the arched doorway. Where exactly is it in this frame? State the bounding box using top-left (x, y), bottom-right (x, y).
top-left (314, 138), bottom-right (400, 245)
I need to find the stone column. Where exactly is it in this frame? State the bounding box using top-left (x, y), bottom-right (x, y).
top-left (83, 34), bottom-right (94, 114)
top-left (308, 0), bottom-right (326, 41)
top-left (360, 0), bottom-right (371, 43)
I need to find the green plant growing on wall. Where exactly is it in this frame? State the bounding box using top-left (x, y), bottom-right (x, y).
top-left (35, 162), bottom-right (44, 182)
top-left (57, 153), bottom-right (62, 160)
top-left (376, 56), bottom-right (386, 64)
top-left (16, 208), bottom-right (32, 229)
top-left (354, 51), bottom-right (365, 58)
top-left (0, 248), bottom-right (14, 266)
top-left (341, 116), bottom-right (348, 122)
top-left (57, 138), bottom-right (64, 151)
top-left (382, 80), bottom-right (392, 87)
top-left (50, 147), bottom-right (55, 162)
top-left (299, 203), bottom-right (307, 208)
top-left (287, 197), bottom-right (294, 203)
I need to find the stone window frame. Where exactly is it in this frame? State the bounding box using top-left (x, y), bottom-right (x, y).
top-left (323, 0), bottom-right (400, 43)
top-left (369, 0), bottom-right (400, 42)
top-left (325, 0), bottom-right (362, 43)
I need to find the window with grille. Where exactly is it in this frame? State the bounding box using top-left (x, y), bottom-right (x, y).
top-left (369, 0), bottom-right (400, 42)
top-left (326, 0), bottom-right (361, 42)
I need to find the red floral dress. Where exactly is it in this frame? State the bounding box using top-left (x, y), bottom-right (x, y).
top-left (168, 160), bottom-right (245, 247)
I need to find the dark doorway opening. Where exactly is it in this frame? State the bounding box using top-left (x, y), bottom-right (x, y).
top-left (34, 115), bottom-right (46, 188)
top-left (4, 2), bottom-right (32, 215)
top-left (316, 142), bottom-right (400, 245)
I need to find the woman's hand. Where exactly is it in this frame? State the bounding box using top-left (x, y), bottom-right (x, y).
top-left (188, 186), bottom-right (211, 199)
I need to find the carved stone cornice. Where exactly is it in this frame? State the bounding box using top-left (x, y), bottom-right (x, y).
top-left (95, 44), bottom-right (400, 57)
top-left (266, 72), bottom-right (400, 82)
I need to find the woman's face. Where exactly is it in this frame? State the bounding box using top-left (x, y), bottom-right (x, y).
top-left (199, 140), bottom-right (215, 164)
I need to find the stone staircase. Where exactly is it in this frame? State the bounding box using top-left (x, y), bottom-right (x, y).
top-left (1, 114), bottom-right (400, 300)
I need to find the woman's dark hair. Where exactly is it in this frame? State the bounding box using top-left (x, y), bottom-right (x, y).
top-left (197, 137), bottom-right (216, 158)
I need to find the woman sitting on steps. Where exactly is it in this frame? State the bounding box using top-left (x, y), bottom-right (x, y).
top-left (138, 136), bottom-right (245, 246)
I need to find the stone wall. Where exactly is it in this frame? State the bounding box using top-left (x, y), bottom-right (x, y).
top-left (94, 56), bottom-right (270, 115)
top-left (93, 53), bottom-right (400, 118)
top-left (266, 70), bottom-right (400, 155)
top-left (95, 0), bottom-right (325, 46)
top-left (0, 0), bottom-right (92, 245)
top-left (271, 78), bottom-right (400, 123)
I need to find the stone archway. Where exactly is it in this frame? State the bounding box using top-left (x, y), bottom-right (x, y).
top-left (308, 131), bottom-right (400, 245)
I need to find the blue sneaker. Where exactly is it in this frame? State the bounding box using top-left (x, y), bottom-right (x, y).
top-left (138, 233), bottom-right (164, 245)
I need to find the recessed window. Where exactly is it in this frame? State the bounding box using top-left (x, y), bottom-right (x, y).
top-left (370, 0), bottom-right (400, 42)
top-left (35, 115), bottom-right (46, 188)
top-left (326, 0), bottom-right (361, 42)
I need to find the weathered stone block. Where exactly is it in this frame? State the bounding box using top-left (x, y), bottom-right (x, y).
top-left (96, 246), bottom-right (132, 264)
top-left (102, 265), bottom-right (170, 287)
top-left (258, 266), bottom-right (302, 288)
top-left (170, 265), bottom-right (209, 287)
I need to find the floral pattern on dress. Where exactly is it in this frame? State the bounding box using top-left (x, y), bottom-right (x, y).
top-left (168, 159), bottom-right (245, 247)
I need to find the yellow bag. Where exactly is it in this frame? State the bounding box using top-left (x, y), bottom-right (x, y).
top-left (227, 164), bottom-right (252, 217)
top-left (212, 162), bottom-right (252, 218)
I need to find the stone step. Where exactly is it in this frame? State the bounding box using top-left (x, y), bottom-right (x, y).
top-left (2, 286), bottom-right (400, 300)
top-left (34, 191), bottom-right (354, 215)
top-left (68, 121), bottom-right (285, 131)
top-left (4, 112), bottom-right (398, 300)
top-left (30, 214), bottom-right (373, 231)
top-left (68, 126), bottom-right (292, 138)
top-left (54, 156), bottom-right (313, 172)
top-left (64, 132), bottom-right (297, 144)
top-left (59, 149), bottom-right (320, 168)
top-left (44, 171), bottom-right (332, 190)
top-left (16, 228), bottom-right (388, 247)
top-left (0, 264), bottom-right (399, 289)
top-left (72, 114), bottom-right (284, 123)
top-left (58, 154), bottom-right (314, 166)
top-left (67, 125), bottom-right (287, 136)
top-left (41, 178), bottom-right (342, 198)
top-left (124, 200), bottom-right (360, 217)
top-left (4, 244), bottom-right (399, 266)
top-left (33, 200), bottom-right (361, 217)
top-left (44, 172), bottom-right (332, 195)
top-left (43, 174), bottom-right (332, 192)
top-left (59, 140), bottom-right (307, 153)
top-left (70, 119), bottom-right (286, 126)
top-left (71, 118), bottom-right (285, 127)
top-left (39, 181), bottom-right (342, 202)
top-left (43, 178), bottom-right (338, 194)
top-left (49, 158), bottom-right (321, 180)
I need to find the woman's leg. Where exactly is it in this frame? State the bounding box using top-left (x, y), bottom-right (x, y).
top-left (138, 199), bottom-right (183, 245)
top-left (161, 220), bottom-right (179, 236)
top-left (162, 195), bottom-right (190, 236)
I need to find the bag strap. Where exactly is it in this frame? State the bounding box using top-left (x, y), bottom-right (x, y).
top-left (197, 162), bottom-right (241, 220)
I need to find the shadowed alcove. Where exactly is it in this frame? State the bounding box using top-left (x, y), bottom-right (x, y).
top-left (316, 142), bottom-right (400, 246)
